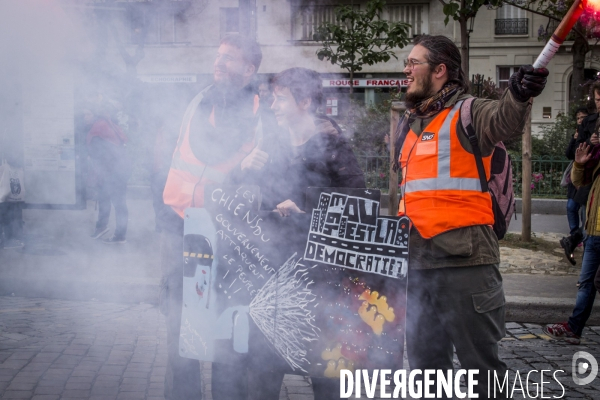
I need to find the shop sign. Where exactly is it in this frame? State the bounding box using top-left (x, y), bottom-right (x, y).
top-left (323, 79), bottom-right (408, 88)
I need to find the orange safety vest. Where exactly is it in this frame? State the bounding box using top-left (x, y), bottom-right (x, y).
top-left (163, 86), bottom-right (260, 217)
top-left (397, 101), bottom-right (494, 239)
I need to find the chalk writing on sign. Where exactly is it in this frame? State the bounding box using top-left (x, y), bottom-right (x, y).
top-left (304, 192), bottom-right (408, 279)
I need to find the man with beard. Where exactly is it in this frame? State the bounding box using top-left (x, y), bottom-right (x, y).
top-left (160, 34), bottom-right (262, 400)
top-left (393, 35), bottom-right (548, 398)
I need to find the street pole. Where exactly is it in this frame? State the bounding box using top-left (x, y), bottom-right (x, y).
top-left (389, 101), bottom-right (405, 216)
top-left (521, 100), bottom-right (533, 242)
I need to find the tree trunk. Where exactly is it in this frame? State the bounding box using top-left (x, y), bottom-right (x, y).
top-left (349, 69), bottom-right (354, 94)
top-left (571, 24), bottom-right (589, 105)
top-left (521, 101), bottom-right (533, 242)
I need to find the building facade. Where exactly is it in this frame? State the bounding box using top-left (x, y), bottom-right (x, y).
top-left (84, 0), bottom-right (600, 134)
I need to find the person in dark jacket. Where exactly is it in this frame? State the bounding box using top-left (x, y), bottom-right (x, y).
top-left (231, 67), bottom-right (365, 400)
top-left (561, 107), bottom-right (589, 264)
top-left (237, 68), bottom-right (365, 216)
top-left (85, 106), bottom-right (131, 244)
top-left (574, 82), bottom-right (600, 200)
top-left (576, 81), bottom-right (600, 147)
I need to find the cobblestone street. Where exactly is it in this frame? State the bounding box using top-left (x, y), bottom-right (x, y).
top-left (0, 296), bottom-right (598, 399)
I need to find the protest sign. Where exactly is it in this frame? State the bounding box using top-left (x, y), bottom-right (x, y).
top-left (180, 185), bottom-right (409, 377)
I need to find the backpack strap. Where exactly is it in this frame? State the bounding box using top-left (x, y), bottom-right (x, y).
top-left (459, 97), bottom-right (489, 193)
top-left (392, 111), bottom-right (412, 172)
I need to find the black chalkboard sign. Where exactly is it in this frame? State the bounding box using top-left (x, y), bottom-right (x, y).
top-left (179, 185), bottom-right (409, 378)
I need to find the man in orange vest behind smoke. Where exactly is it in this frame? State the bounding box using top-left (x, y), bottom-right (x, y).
top-left (393, 35), bottom-right (548, 399)
top-left (159, 34), bottom-right (262, 400)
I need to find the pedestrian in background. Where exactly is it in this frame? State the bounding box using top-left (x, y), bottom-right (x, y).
top-left (568, 81), bottom-right (600, 247)
top-left (257, 77), bottom-right (274, 108)
top-left (560, 106), bottom-right (589, 265)
top-left (0, 155), bottom-right (24, 249)
top-left (85, 104), bottom-right (132, 244)
top-left (394, 34), bottom-right (547, 398)
top-left (545, 140), bottom-right (600, 344)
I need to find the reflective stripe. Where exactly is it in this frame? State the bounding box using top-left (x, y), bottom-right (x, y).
top-left (175, 86), bottom-right (212, 152)
top-left (404, 177), bottom-right (482, 193)
top-left (171, 156), bottom-right (227, 183)
top-left (437, 101), bottom-right (462, 177)
top-left (405, 100), bottom-right (483, 194)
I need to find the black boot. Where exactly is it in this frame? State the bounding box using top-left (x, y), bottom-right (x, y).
top-left (560, 236), bottom-right (576, 266)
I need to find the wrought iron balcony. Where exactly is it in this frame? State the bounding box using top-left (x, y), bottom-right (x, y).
top-left (495, 18), bottom-right (528, 35)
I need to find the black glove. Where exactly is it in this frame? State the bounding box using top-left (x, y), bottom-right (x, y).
top-left (508, 65), bottom-right (549, 102)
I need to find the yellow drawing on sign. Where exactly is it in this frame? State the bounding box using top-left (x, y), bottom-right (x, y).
top-left (321, 343), bottom-right (355, 378)
top-left (358, 290), bottom-right (395, 335)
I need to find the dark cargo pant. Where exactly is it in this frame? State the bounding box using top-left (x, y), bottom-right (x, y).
top-left (406, 264), bottom-right (510, 400)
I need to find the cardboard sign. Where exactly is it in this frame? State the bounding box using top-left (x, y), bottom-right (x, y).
top-left (179, 186), bottom-right (409, 378)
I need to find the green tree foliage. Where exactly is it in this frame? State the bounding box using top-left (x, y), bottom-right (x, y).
top-left (535, 109), bottom-right (578, 156)
top-left (505, 106), bottom-right (579, 159)
top-left (350, 94), bottom-right (400, 154)
top-left (313, 0), bottom-right (411, 93)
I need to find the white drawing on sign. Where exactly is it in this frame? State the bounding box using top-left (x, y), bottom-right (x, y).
top-left (249, 254), bottom-right (319, 373)
top-left (180, 318), bottom-right (209, 357)
top-left (303, 192), bottom-right (409, 278)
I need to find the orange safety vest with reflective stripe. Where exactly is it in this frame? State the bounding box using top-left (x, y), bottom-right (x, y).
top-left (397, 100), bottom-right (494, 239)
top-left (163, 86), bottom-right (260, 217)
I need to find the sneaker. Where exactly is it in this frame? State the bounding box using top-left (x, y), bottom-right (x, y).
top-left (559, 237), bottom-right (576, 266)
top-left (102, 236), bottom-right (126, 244)
top-left (3, 239), bottom-right (24, 249)
top-left (543, 322), bottom-right (581, 344)
top-left (91, 227), bottom-right (109, 239)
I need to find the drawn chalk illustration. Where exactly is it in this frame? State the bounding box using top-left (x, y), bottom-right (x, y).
top-left (180, 185), bottom-right (409, 377)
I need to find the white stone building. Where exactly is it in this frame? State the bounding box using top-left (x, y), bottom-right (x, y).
top-left (90, 0), bottom-right (599, 133)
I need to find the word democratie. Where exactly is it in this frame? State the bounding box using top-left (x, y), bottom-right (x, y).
top-left (304, 192), bottom-right (408, 279)
top-left (340, 369), bottom-right (567, 399)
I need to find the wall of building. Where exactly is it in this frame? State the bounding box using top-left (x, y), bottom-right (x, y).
top-left (99, 0), bottom-right (591, 136)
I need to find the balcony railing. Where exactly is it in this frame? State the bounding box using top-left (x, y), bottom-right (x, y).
top-left (291, 3), bottom-right (428, 41)
top-left (495, 18), bottom-right (528, 35)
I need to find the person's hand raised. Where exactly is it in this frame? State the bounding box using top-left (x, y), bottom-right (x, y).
top-left (575, 142), bottom-right (592, 165)
top-left (241, 144), bottom-right (269, 171)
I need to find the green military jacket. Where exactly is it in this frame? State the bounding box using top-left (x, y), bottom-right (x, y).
top-left (403, 89), bottom-right (531, 269)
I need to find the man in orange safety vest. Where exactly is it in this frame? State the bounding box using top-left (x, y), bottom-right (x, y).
top-left (394, 35), bottom-right (548, 399)
top-left (159, 34), bottom-right (262, 400)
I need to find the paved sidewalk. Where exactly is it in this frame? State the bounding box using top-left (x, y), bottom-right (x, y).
top-left (499, 232), bottom-right (582, 276)
top-left (1, 296), bottom-right (599, 400)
